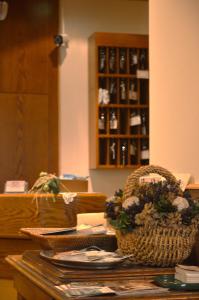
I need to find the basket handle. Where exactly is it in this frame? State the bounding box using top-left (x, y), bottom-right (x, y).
top-left (123, 165), bottom-right (178, 199)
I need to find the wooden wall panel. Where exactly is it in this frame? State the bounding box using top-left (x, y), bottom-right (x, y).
top-left (0, 0), bottom-right (58, 192)
top-left (0, 94), bottom-right (49, 189)
top-left (0, 1), bottom-right (50, 94)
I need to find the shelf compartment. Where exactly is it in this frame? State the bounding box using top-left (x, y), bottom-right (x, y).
top-left (89, 32), bottom-right (149, 169)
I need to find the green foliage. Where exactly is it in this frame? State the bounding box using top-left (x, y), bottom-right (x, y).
top-left (47, 177), bottom-right (60, 194)
top-left (114, 189), bottom-right (123, 198)
top-left (154, 195), bottom-right (176, 213)
top-left (110, 211), bottom-right (131, 233)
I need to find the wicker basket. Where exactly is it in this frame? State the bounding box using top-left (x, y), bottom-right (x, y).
top-left (116, 165), bottom-right (198, 267)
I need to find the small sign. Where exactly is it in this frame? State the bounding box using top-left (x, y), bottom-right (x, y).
top-left (110, 119), bottom-right (118, 129)
top-left (130, 115), bottom-right (141, 126)
top-left (173, 173), bottom-right (191, 191)
top-left (4, 181), bottom-right (28, 193)
top-left (137, 70), bottom-right (149, 79)
top-left (140, 174), bottom-right (163, 184)
top-left (129, 90), bottom-right (137, 101)
top-left (141, 149), bottom-right (149, 160)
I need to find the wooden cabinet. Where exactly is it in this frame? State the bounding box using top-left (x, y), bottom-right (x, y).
top-left (89, 32), bottom-right (149, 169)
top-left (0, 0), bottom-right (59, 192)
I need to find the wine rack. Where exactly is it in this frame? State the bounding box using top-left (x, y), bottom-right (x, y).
top-left (89, 32), bottom-right (149, 169)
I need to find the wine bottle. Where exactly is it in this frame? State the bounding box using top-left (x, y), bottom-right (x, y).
top-left (130, 140), bottom-right (137, 165)
top-left (141, 113), bottom-right (147, 135)
top-left (109, 139), bottom-right (117, 164)
top-left (129, 79), bottom-right (138, 103)
top-left (120, 79), bottom-right (127, 102)
top-left (98, 110), bottom-right (106, 134)
top-left (109, 111), bottom-right (118, 134)
top-left (141, 140), bottom-right (149, 165)
top-left (119, 48), bottom-right (127, 73)
top-left (129, 48), bottom-right (138, 74)
top-left (109, 48), bottom-right (116, 73)
top-left (130, 111), bottom-right (141, 134)
top-left (139, 49), bottom-right (147, 70)
top-left (109, 78), bottom-right (117, 103)
top-left (98, 47), bottom-right (106, 73)
top-left (120, 141), bottom-right (128, 166)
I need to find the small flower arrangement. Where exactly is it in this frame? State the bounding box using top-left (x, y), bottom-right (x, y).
top-left (29, 172), bottom-right (77, 204)
top-left (106, 180), bottom-right (199, 233)
top-left (29, 172), bottom-right (60, 195)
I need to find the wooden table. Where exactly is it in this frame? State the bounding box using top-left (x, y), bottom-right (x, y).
top-left (0, 192), bottom-right (107, 279)
top-left (6, 250), bottom-right (199, 300)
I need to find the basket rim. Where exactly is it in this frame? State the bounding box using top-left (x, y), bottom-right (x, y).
top-left (123, 165), bottom-right (179, 200)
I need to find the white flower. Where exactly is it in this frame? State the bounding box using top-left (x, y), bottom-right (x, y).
top-left (122, 196), bottom-right (139, 209)
top-left (106, 196), bottom-right (116, 203)
top-left (61, 192), bottom-right (77, 205)
top-left (106, 196), bottom-right (121, 204)
top-left (114, 206), bottom-right (120, 213)
top-left (173, 196), bottom-right (189, 211)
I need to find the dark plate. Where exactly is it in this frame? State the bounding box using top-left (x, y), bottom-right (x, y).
top-left (154, 274), bottom-right (199, 291)
top-left (40, 250), bottom-right (124, 270)
top-left (41, 227), bottom-right (77, 235)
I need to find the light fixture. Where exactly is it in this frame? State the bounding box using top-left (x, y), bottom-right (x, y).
top-left (0, 1), bottom-right (8, 21)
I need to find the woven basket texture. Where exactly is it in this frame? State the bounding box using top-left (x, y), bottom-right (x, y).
top-left (116, 165), bottom-right (198, 267)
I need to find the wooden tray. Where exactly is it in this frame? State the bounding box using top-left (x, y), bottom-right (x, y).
top-left (21, 250), bottom-right (175, 285)
top-left (40, 249), bottom-right (126, 270)
top-left (21, 228), bottom-right (117, 251)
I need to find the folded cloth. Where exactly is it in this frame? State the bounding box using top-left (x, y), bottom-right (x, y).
top-left (77, 212), bottom-right (106, 227)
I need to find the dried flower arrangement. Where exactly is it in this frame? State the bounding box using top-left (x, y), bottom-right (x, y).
top-left (106, 181), bottom-right (199, 233)
top-left (29, 172), bottom-right (60, 195)
top-left (105, 165), bottom-right (199, 266)
top-left (29, 172), bottom-right (76, 207)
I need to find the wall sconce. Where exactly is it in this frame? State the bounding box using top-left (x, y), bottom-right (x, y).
top-left (0, 1), bottom-right (8, 21)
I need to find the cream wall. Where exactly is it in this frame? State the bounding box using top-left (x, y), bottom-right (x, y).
top-left (149, 0), bottom-right (199, 182)
top-left (59, 0), bottom-right (149, 196)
